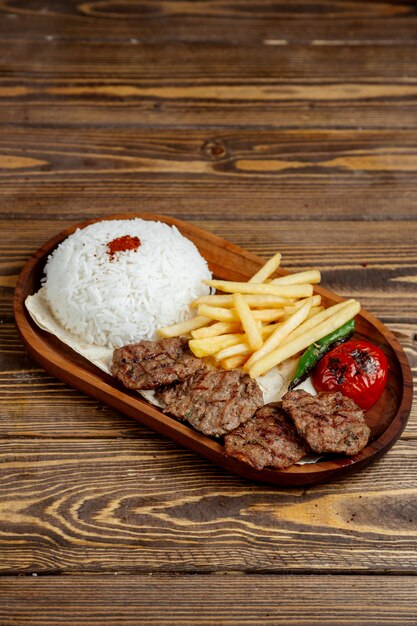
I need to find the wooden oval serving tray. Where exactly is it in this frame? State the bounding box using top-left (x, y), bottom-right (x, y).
top-left (14, 214), bottom-right (413, 486)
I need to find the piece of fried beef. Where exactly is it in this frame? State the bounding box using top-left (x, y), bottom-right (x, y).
top-left (111, 337), bottom-right (204, 390)
top-left (282, 389), bottom-right (370, 456)
top-left (156, 369), bottom-right (264, 437)
top-left (224, 404), bottom-right (310, 470)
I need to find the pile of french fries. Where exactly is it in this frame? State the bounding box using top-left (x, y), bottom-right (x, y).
top-left (158, 252), bottom-right (360, 379)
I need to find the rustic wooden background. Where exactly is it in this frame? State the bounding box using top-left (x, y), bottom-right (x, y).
top-left (1, 0), bottom-right (417, 623)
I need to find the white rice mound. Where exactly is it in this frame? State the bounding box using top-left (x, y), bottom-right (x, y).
top-left (43, 219), bottom-right (212, 348)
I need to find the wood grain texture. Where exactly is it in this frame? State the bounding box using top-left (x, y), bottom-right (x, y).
top-left (0, 574), bottom-right (417, 625)
top-left (2, 0), bottom-right (417, 614)
top-left (1, 438), bottom-right (417, 574)
top-left (3, 41), bottom-right (417, 133)
top-left (1, 129), bottom-right (417, 219)
top-left (7, 40), bottom-right (417, 80)
top-left (5, 88), bottom-right (417, 131)
top-left (2, 0), bottom-right (417, 45)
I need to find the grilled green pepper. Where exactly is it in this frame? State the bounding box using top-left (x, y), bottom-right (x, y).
top-left (288, 319), bottom-right (355, 390)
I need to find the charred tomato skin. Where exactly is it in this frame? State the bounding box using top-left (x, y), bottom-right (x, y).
top-left (311, 339), bottom-right (388, 411)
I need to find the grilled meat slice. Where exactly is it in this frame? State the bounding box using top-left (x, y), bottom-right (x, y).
top-left (225, 404), bottom-right (310, 470)
top-left (111, 337), bottom-right (204, 390)
top-left (156, 369), bottom-right (264, 437)
top-left (282, 389), bottom-right (370, 456)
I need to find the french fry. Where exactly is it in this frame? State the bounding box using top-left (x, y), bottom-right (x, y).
top-left (191, 294), bottom-right (294, 309)
top-left (307, 305), bottom-right (324, 317)
top-left (283, 294), bottom-right (321, 314)
top-left (220, 354), bottom-right (249, 370)
top-left (169, 246), bottom-right (361, 378)
top-left (203, 279), bottom-right (314, 298)
top-left (157, 315), bottom-right (211, 338)
top-left (252, 309), bottom-right (288, 323)
top-left (215, 342), bottom-right (251, 361)
top-left (261, 322), bottom-right (283, 338)
top-left (249, 300), bottom-right (361, 378)
top-left (191, 321), bottom-right (241, 339)
top-left (233, 293), bottom-right (263, 351)
top-left (258, 307), bottom-right (321, 339)
top-left (197, 305), bottom-right (238, 322)
top-left (191, 294), bottom-right (234, 308)
top-left (247, 296), bottom-right (295, 309)
top-left (197, 304), bottom-right (288, 323)
top-left (189, 334), bottom-right (243, 358)
top-left (249, 252), bottom-right (282, 283)
top-left (281, 298), bottom-right (357, 346)
top-left (245, 297), bottom-right (313, 369)
top-left (270, 270), bottom-right (321, 286)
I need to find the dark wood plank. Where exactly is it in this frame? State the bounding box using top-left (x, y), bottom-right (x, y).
top-left (3, 218), bottom-right (417, 259)
top-left (4, 90), bottom-right (417, 130)
top-left (1, 437), bottom-right (417, 573)
top-left (7, 41), bottom-right (417, 79)
top-left (3, 172), bottom-right (417, 219)
top-left (1, 129), bottom-right (417, 219)
top-left (0, 574), bottom-right (417, 625)
top-left (0, 360), bottom-right (140, 438)
top-left (2, 0), bottom-right (417, 45)
top-left (2, 43), bottom-right (417, 132)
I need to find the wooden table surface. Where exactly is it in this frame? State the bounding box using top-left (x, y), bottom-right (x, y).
top-left (1, 1), bottom-right (417, 624)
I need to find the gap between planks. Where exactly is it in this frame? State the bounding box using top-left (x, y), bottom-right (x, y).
top-left (1, 213), bottom-right (417, 222)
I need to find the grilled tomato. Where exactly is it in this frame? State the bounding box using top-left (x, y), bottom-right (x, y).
top-left (311, 339), bottom-right (388, 410)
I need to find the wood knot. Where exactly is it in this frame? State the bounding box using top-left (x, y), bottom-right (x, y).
top-left (202, 140), bottom-right (228, 161)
